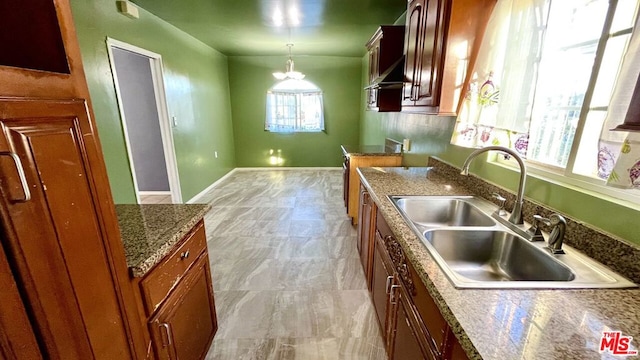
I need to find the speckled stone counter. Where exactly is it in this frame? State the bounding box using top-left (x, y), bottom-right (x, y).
top-left (116, 204), bottom-right (211, 277)
top-left (341, 144), bottom-right (402, 157)
top-left (358, 166), bottom-right (640, 360)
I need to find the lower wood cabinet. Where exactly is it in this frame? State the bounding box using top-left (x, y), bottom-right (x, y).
top-left (357, 184), bottom-right (376, 289)
top-left (344, 154), bottom-right (401, 225)
top-left (371, 230), bottom-right (394, 337)
top-left (149, 253), bottom-right (217, 360)
top-left (367, 209), bottom-right (469, 360)
top-left (389, 283), bottom-right (434, 360)
top-left (132, 220), bottom-right (217, 360)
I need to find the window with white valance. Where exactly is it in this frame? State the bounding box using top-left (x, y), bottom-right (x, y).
top-left (265, 79), bottom-right (324, 133)
top-left (450, 0), bottom-right (640, 197)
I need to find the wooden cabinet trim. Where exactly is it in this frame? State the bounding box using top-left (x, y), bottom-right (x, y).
top-left (148, 252), bottom-right (217, 360)
top-left (374, 211), bottom-right (462, 359)
top-left (140, 221), bottom-right (207, 315)
top-left (0, 98), bottom-right (143, 359)
top-left (348, 156), bottom-right (401, 224)
top-left (401, 0), bottom-right (496, 115)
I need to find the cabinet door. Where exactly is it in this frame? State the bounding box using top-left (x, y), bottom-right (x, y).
top-left (389, 285), bottom-right (434, 360)
top-left (403, 0), bottom-right (448, 111)
top-left (149, 254), bottom-right (217, 360)
top-left (0, 99), bottom-right (133, 359)
top-left (403, 0), bottom-right (426, 105)
top-left (357, 186), bottom-right (374, 285)
top-left (371, 231), bottom-right (395, 346)
top-left (369, 44), bottom-right (381, 82)
top-left (0, 244), bottom-right (41, 359)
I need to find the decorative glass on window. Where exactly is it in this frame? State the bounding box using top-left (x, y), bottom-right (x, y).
top-left (265, 79), bottom-right (324, 133)
top-left (451, 0), bottom-right (639, 191)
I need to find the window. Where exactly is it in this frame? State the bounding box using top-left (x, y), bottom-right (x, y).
top-left (526, 0), bottom-right (638, 176)
top-left (265, 79), bottom-right (324, 132)
top-left (452, 0), bottom-right (640, 201)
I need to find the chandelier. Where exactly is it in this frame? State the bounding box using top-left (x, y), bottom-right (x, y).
top-left (273, 44), bottom-right (305, 80)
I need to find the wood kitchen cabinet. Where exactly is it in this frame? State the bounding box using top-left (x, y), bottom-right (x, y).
top-left (368, 210), bottom-right (469, 360)
top-left (0, 0), bottom-right (147, 358)
top-left (0, 100), bottom-right (138, 359)
top-left (342, 145), bottom-right (402, 225)
top-left (401, 0), bottom-right (496, 115)
top-left (357, 184), bottom-right (377, 288)
top-left (148, 253), bottom-right (217, 360)
top-left (365, 26), bottom-right (405, 112)
top-left (134, 220), bottom-right (217, 360)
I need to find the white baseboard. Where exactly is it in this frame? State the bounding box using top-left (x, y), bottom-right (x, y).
top-left (235, 167), bottom-right (342, 171)
top-left (187, 169), bottom-right (238, 204)
top-left (187, 167), bottom-right (341, 203)
top-left (138, 191), bottom-right (171, 196)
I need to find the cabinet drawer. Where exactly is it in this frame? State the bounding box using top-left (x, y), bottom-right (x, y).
top-left (140, 221), bottom-right (207, 314)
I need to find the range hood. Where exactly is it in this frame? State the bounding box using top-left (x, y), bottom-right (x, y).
top-left (365, 56), bottom-right (405, 90)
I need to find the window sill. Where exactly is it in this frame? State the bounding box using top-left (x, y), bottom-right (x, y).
top-left (489, 157), bottom-right (640, 212)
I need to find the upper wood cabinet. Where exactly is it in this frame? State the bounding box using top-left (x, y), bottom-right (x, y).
top-left (0, 0), bottom-right (94, 100)
top-left (401, 0), bottom-right (496, 115)
top-left (365, 26), bottom-right (405, 112)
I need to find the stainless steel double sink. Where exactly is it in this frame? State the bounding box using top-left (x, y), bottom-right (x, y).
top-left (389, 195), bottom-right (636, 289)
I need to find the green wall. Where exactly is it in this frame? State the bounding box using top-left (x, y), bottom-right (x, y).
top-left (229, 56), bottom-right (362, 167)
top-left (359, 55), bottom-right (640, 245)
top-left (70, 0), bottom-right (236, 203)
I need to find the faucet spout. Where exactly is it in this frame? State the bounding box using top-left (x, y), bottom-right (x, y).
top-left (460, 146), bottom-right (527, 225)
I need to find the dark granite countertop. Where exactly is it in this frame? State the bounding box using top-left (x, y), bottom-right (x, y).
top-left (341, 144), bottom-right (402, 157)
top-left (358, 166), bottom-right (640, 360)
top-left (115, 204), bottom-right (211, 277)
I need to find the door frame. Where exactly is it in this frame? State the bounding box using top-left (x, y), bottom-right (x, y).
top-left (106, 38), bottom-right (182, 203)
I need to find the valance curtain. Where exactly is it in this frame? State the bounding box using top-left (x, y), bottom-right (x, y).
top-left (597, 13), bottom-right (640, 188)
top-left (450, 0), bottom-right (550, 155)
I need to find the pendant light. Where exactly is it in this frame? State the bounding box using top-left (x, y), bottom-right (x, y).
top-left (273, 44), bottom-right (305, 80)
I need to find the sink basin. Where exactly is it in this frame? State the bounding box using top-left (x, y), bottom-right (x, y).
top-left (389, 195), bottom-right (637, 289)
top-left (424, 229), bottom-right (575, 282)
top-left (389, 196), bottom-right (495, 228)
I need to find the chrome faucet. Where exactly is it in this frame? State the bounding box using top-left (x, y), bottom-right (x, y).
top-left (545, 214), bottom-right (567, 254)
top-left (460, 146), bottom-right (526, 225)
top-left (527, 213), bottom-right (568, 254)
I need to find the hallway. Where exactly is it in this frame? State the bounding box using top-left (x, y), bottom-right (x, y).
top-left (201, 169), bottom-right (386, 359)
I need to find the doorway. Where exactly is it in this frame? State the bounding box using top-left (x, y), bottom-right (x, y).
top-left (106, 38), bottom-right (182, 204)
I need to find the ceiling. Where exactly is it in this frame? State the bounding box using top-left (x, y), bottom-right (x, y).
top-left (132, 0), bottom-right (407, 57)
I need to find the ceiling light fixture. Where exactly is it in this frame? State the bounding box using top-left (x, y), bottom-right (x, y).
top-left (273, 44), bottom-right (305, 80)
top-left (272, 8), bottom-right (283, 27)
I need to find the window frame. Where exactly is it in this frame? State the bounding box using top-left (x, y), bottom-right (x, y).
top-left (265, 79), bottom-right (325, 133)
top-left (494, 0), bottom-right (640, 204)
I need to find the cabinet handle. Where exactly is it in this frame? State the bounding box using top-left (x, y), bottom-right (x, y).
top-left (385, 276), bottom-right (394, 294)
top-left (0, 152), bottom-right (31, 202)
top-left (411, 84), bottom-right (420, 101)
top-left (180, 250), bottom-right (190, 260)
top-left (160, 323), bottom-right (173, 347)
top-left (390, 284), bottom-right (401, 305)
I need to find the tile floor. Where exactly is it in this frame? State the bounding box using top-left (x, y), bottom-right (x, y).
top-left (201, 169), bottom-right (387, 360)
top-left (140, 194), bottom-right (173, 204)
